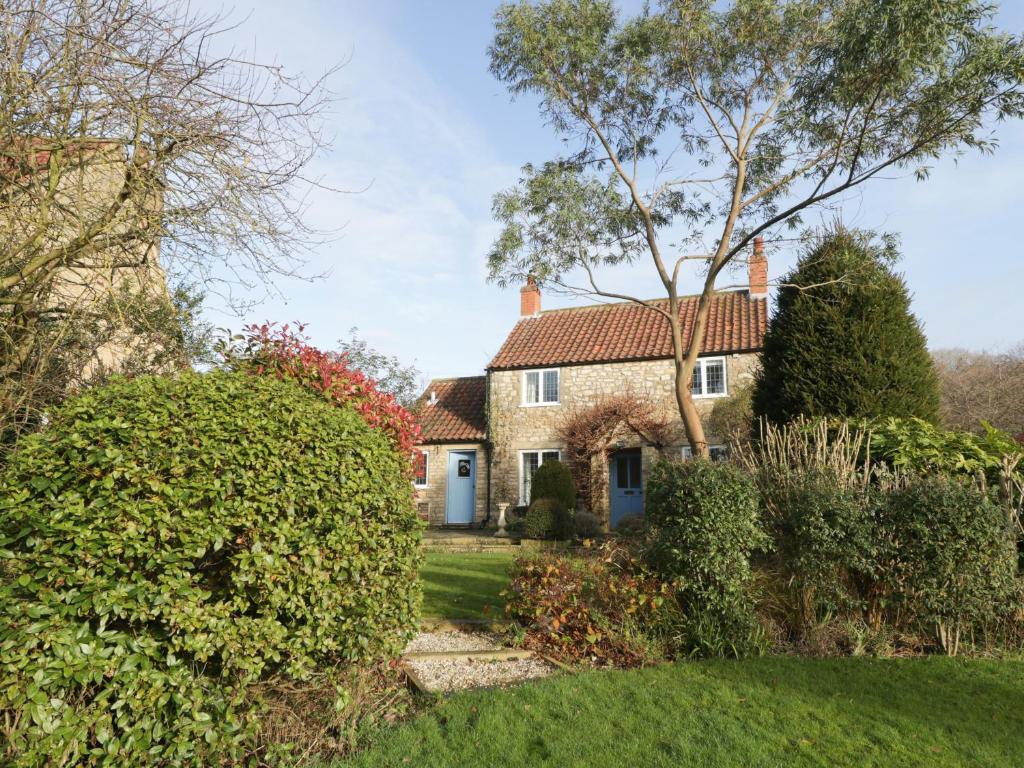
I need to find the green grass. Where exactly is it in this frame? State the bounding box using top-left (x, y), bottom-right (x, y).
top-left (343, 657), bottom-right (1024, 767)
top-left (420, 551), bottom-right (515, 620)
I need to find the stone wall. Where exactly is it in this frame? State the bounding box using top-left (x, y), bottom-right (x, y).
top-left (413, 442), bottom-right (489, 527)
top-left (487, 354), bottom-right (759, 524)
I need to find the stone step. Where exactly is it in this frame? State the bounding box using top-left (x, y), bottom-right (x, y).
top-left (422, 542), bottom-right (521, 550)
top-left (403, 648), bottom-right (534, 663)
top-left (419, 618), bottom-right (510, 633)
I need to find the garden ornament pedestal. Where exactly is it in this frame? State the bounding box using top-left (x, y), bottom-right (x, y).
top-left (494, 503), bottom-right (510, 538)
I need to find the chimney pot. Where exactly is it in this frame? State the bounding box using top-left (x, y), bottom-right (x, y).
top-left (520, 275), bottom-right (541, 317)
top-left (749, 238), bottom-right (768, 298)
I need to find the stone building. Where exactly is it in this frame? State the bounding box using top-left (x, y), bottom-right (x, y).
top-left (414, 242), bottom-right (768, 530)
top-left (2, 140), bottom-right (174, 383)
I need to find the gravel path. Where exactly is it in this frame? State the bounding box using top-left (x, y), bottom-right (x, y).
top-left (404, 631), bottom-right (503, 654)
top-left (403, 630), bottom-right (557, 692)
top-left (406, 656), bottom-right (554, 693)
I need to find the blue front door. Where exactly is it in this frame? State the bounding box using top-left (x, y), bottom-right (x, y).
top-left (609, 449), bottom-right (643, 528)
top-left (445, 450), bottom-right (476, 525)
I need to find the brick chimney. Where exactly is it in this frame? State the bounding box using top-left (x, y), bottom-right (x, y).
top-left (749, 237), bottom-right (768, 298)
top-left (520, 275), bottom-right (541, 317)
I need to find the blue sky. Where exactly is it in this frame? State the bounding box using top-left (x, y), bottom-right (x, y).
top-left (194, 0), bottom-right (1024, 384)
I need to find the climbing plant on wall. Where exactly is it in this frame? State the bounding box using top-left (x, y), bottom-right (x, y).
top-left (556, 393), bottom-right (670, 513)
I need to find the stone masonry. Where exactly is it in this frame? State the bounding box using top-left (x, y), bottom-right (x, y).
top-left (487, 354), bottom-right (759, 525)
top-left (413, 442), bottom-right (489, 527)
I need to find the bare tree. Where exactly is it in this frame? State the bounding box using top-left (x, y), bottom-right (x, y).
top-left (933, 344), bottom-right (1024, 437)
top-left (487, 0), bottom-right (1024, 456)
top-left (1, 0), bottom-right (336, 450)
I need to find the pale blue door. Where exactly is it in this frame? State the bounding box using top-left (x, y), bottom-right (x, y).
top-left (609, 450), bottom-right (643, 528)
top-left (445, 450), bottom-right (476, 525)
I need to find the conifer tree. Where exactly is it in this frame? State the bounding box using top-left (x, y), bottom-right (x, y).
top-left (753, 227), bottom-right (940, 424)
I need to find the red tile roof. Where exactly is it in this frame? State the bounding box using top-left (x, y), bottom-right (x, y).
top-left (416, 376), bottom-right (487, 443)
top-left (488, 291), bottom-right (767, 371)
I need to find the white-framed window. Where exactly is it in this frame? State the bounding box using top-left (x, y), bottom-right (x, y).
top-left (682, 445), bottom-right (729, 462)
top-left (413, 449), bottom-right (429, 488)
top-left (522, 368), bottom-right (560, 406)
top-left (519, 449), bottom-right (562, 504)
top-left (690, 357), bottom-right (727, 398)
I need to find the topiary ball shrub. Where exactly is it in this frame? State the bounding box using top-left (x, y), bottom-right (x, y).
top-left (529, 460), bottom-right (576, 510)
top-left (574, 510), bottom-right (603, 539)
top-left (882, 475), bottom-right (1018, 655)
top-left (526, 497), bottom-right (572, 540)
top-left (0, 372), bottom-right (421, 766)
top-left (614, 513), bottom-right (647, 537)
top-left (645, 458), bottom-right (768, 657)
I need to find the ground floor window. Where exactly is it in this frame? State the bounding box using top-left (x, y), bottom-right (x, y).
top-left (520, 449), bottom-right (561, 504)
top-left (413, 450), bottom-right (429, 488)
top-left (681, 445), bottom-right (729, 462)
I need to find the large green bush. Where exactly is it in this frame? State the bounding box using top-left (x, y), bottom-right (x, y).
top-left (882, 476), bottom-right (1018, 655)
top-left (645, 459), bottom-right (768, 656)
top-left (0, 372), bottom-right (421, 766)
top-left (777, 473), bottom-right (883, 621)
top-left (529, 460), bottom-right (576, 510)
top-left (753, 226), bottom-right (940, 425)
top-left (525, 497), bottom-right (572, 540)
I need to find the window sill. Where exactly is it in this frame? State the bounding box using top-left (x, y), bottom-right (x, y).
top-left (691, 392), bottom-right (728, 400)
top-left (521, 401), bottom-right (560, 408)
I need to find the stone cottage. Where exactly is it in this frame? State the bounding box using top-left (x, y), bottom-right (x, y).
top-left (414, 241), bottom-right (769, 530)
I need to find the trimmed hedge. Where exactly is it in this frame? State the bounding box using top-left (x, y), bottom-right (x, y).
top-left (646, 459), bottom-right (768, 656)
top-left (883, 475), bottom-right (1018, 654)
top-left (529, 460), bottom-right (576, 510)
top-left (777, 473), bottom-right (881, 617)
top-left (526, 497), bottom-right (572, 540)
top-left (0, 372), bottom-right (421, 766)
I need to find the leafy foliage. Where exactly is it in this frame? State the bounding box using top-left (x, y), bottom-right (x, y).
top-left (504, 542), bottom-right (677, 666)
top-left (1, 277), bottom-right (212, 463)
top-left (869, 417), bottom-right (1020, 481)
top-left (867, 418), bottom-right (1023, 545)
top-left (486, 0), bottom-right (1024, 452)
top-left (525, 497), bottom-right (573, 541)
top-left (753, 227), bottom-right (940, 425)
top-left (738, 419), bottom-right (1022, 654)
top-left (645, 459), bottom-right (768, 656)
top-left (529, 459), bottom-right (577, 510)
top-left (614, 513), bottom-right (647, 538)
top-left (574, 510), bottom-right (603, 539)
top-left (775, 473), bottom-right (884, 625)
top-left (882, 476), bottom-right (1019, 655)
top-left (0, 372), bottom-right (421, 765)
top-left (707, 381), bottom-right (755, 448)
top-left (220, 322), bottom-right (421, 456)
top-left (337, 326), bottom-right (422, 407)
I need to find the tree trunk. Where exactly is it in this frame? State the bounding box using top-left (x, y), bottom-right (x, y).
top-left (674, 353), bottom-right (707, 456)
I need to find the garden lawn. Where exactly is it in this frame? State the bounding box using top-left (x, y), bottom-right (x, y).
top-left (343, 657), bottom-right (1024, 768)
top-left (420, 551), bottom-right (515, 621)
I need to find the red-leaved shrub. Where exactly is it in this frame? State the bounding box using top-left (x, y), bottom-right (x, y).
top-left (221, 323), bottom-right (421, 456)
top-left (504, 542), bottom-right (677, 667)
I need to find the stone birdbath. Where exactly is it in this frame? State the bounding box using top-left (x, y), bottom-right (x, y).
top-left (493, 502), bottom-right (511, 538)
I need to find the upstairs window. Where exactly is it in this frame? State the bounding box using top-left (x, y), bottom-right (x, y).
top-left (523, 368), bottom-right (560, 405)
top-left (413, 450), bottom-right (428, 488)
top-left (691, 357), bottom-right (727, 398)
